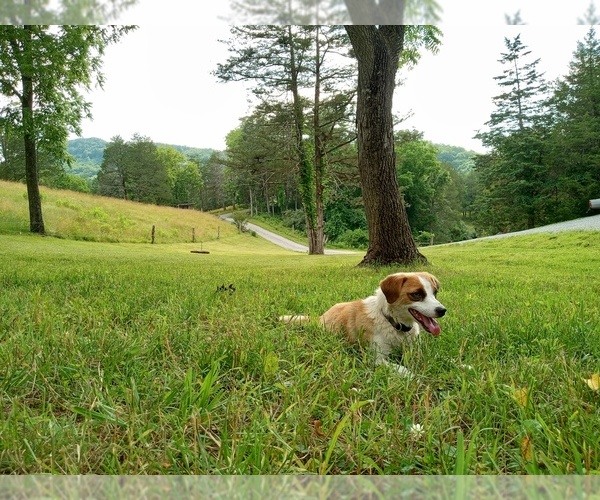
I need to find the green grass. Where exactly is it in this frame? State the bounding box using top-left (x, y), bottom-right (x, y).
top-left (1, 228), bottom-right (600, 474)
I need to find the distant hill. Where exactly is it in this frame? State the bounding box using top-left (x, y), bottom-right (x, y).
top-left (68, 137), bottom-right (108, 164)
top-left (435, 144), bottom-right (480, 173)
top-left (67, 137), bottom-right (478, 179)
top-left (67, 137), bottom-right (108, 180)
top-left (67, 138), bottom-right (217, 180)
top-left (159, 144), bottom-right (215, 163)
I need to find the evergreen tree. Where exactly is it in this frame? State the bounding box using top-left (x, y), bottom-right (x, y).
top-left (549, 28), bottom-right (600, 218)
top-left (482, 35), bottom-right (549, 141)
top-left (216, 25), bottom-right (355, 254)
top-left (474, 35), bottom-right (551, 232)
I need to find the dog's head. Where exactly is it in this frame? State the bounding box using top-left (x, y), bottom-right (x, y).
top-left (379, 272), bottom-right (447, 336)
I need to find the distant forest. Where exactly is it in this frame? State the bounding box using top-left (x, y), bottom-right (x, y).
top-left (67, 138), bottom-right (216, 180)
top-left (66, 137), bottom-right (476, 180)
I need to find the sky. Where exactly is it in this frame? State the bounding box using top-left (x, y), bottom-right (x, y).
top-left (74, 1), bottom-right (596, 153)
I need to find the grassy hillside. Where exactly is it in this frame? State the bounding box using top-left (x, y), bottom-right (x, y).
top-left (0, 180), bottom-right (236, 243)
top-left (0, 229), bottom-right (599, 474)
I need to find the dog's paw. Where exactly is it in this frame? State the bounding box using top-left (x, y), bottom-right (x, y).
top-left (279, 315), bottom-right (310, 325)
top-left (377, 358), bottom-right (414, 379)
top-left (392, 364), bottom-right (414, 379)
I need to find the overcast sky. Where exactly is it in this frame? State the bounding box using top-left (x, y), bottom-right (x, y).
top-left (76, 1), bottom-right (595, 152)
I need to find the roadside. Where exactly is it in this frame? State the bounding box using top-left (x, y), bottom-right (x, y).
top-left (219, 215), bottom-right (358, 255)
top-left (444, 213), bottom-right (600, 245)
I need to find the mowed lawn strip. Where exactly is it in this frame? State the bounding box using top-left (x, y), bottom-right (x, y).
top-left (0, 231), bottom-right (599, 473)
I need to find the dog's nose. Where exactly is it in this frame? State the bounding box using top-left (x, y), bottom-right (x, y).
top-left (435, 306), bottom-right (447, 317)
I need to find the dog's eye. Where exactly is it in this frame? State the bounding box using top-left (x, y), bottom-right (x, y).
top-left (409, 291), bottom-right (425, 301)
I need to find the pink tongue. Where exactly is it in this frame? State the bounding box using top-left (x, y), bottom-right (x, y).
top-left (410, 309), bottom-right (441, 336)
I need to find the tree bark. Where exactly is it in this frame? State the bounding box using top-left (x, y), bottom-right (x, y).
top-left (21, 25), bottom-right (45, 235)
top-left (312, 26), bottom-right (325, 255)
top-left (288, 26), bottom-right (324, 255)
top-left (346, 25), bottom-right (425, 266)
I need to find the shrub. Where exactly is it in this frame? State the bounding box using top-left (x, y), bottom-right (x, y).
top-left (282, 209), bottom-right (306, 232)
top-left (416, 231), bottom-right (435, 246)
top-left (232, 210), bottom-right (249, 233)
top-left (337, 228), bottom-right (369, 249)
top-left (449, 221), bottom-right (477, 242)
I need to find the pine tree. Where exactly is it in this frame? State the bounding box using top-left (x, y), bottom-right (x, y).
top-left (481, 35), bottom-right (549, 142)
top-left (215, 25), bottom-right (355, 255)
top-left (549, 28), bottom-right (600, 217)
top-left (474, 35), bottom-right (551, 232)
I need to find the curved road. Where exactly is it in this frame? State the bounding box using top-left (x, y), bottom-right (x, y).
top-left (220, 215), bottom-right (357, 255)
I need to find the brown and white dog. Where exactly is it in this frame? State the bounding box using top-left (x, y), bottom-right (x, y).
top-left (281, 272), bottom-right (446, 377)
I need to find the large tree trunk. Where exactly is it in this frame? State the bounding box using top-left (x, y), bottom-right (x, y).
top-left (346, 26), bottom-right (425, 266)
top-left (21, 25), bottom-right (45, 235)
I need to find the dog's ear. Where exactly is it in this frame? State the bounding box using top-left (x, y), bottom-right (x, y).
top-left (421, 272), bottom-right (440, 293)
top-left (380, 274), bottom-right (406, 304)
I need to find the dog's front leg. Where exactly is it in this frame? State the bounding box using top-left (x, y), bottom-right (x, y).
top-left (375, 353), bottom-right (413, 379)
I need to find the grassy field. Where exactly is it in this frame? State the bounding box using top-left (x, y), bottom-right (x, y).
top-left (0, 180), bottom-right (235, 243)
top-left (1, 224), bottom-right (600, 475)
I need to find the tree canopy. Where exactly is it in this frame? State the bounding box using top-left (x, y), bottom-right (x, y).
top-left (0, 25), bottom-right (135, 233)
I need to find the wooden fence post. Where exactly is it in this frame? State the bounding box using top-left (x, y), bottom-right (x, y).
top-left (151, 225), bottom-right (155, 244)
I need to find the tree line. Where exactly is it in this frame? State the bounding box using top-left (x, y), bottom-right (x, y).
top-left (95, 134), bottom-right (231, 211)
top-left (2, 22), bottom-right (600, 259)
